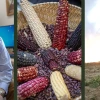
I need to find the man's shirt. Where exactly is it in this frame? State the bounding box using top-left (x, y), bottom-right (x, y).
top-left (0, 37), bottom-right (13, 94)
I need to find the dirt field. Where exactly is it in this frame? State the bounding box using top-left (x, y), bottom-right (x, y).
top-left (85, 63), bottom-right (100, 100)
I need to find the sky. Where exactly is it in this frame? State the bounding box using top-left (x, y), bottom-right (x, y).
top-left (85, 0), bottom-right (100, 63)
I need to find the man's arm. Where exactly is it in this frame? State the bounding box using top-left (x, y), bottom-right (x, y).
top-left (0, 38), bottom-right (13, 96)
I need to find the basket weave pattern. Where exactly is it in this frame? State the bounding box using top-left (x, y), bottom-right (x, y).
top-left (17, 2), bottom-right (81, 31)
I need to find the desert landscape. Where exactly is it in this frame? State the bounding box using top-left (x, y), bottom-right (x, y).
top-left (85, 62), bottom-right (100, 100)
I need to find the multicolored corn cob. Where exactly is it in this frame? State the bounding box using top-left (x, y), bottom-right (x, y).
top-left (17, 66), bottom-right (38, 83)
top-left (41, 49), bottom-right (59, 71)
top-left (67, 49), bottom-right (81, 65)
top-left (17, 50), bottom-right (37, 67)
top-left (52, 0), bottom-right (69, 50)
top-left (67, 22), bottom-right (81, 51)
top-left (50, 71), bottom-right (71, 100)
top-left (20, 0), bottom-right (52, 49)
top-left (17, 77), bottom-right (49, 99)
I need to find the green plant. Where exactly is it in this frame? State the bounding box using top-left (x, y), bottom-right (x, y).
top-left (85, 76), bottom-right (100, 88)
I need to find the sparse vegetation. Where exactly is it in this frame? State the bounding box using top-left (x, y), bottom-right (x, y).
top-left (85, 63), bottom-right (100, 100)
top-left (85, 76), bottom-right (100, 88)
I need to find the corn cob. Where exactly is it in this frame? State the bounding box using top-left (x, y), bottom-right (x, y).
top-left (17, 77), bottom-right (49, 99)
top-left (17, 33), bottom-right (39, 52)
top-left (20, 0), bottom-right (51, 49)
top-left (50, 71), bottom-right (71, 100)
top-left (17, 50), bottom-right (37, 67)
top-left (65, 65), bottom-right (81, 81)
top-left (17, 66), bottom-right (38, 83)
top-left (41, 49), bottom-right (59, 71)
top-left (52, 0), bottom-right (69, 50)
top-left (67, 22), bottom-right (81, 51)
top-left (67, 49), bottom-right (81, 65)
top-left (60, 95), bottom-right (70, 100)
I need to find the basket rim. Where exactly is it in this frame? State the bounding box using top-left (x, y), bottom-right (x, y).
top-left (18, 2), bottom-right (81, 12)
top-left (18, 1), bottom-right (81, 31)
top-left (32, 2), bottom-right (81, 9)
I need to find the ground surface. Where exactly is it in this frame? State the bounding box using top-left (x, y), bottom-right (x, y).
top-left (85, 63), bottom-right (100, 100)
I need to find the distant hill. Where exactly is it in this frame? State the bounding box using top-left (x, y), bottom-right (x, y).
top-left (85, 62), bottom-right (100, 67)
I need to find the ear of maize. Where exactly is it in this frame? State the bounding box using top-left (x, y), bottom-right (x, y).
top-left (67, 49), bottom-right (81, 65)
top-left (41, 49), bottom-right (59, 71)
top-left (17, 33), bottom-right (39, 52)
top-left (17, 50), bottom-right (37, 67)
top-left (60, 95), bottom-right (70, 100)
top-left (17, 77), bottom-right (49, 99)
top-left (52, 0), bottom-right (69, 50)
top-left (17, 66), bottom-right (38, 83)
top-left (20, 0), bottom-right (51, 49)
top-left (65, 65), bottom-right (81, 81)
top-left (50, 71), bottom-right (71, 100)
top-left (17, 26), bottom-right (39, 52)
top-left (67, 22), bottom-right (81, 51)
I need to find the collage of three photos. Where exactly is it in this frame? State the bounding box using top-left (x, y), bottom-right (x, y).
top-left (0, 0), bottom-right (100, 100)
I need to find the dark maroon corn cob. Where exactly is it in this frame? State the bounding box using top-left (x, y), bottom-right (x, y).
top-left (67, 22), bottom-right (81, 51)
top-left (41, 49), bottom-right (59, 71)
top-left (52, 0), bottom-right (69, 50)
top-left (17, 77), bottom-right (49, 100)
top-left (17, 66), bottom-right (38, 83)
top-left (17, 50), bottom-right (37, 67)
top-left (67, 49), bottom-right (81, 65)
top-left (17, 27), bottom-right (39, 52)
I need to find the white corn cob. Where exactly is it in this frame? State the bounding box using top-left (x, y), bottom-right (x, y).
top-left (20, 0), bottom-right (51, 48)
top-left (50, 71), bottom-right (71, 100)
top-left (65, 65), bottom-right (81, 81)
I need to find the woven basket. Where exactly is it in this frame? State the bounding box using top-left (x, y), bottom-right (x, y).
top-left (17, 2), bottom-right (81, 31)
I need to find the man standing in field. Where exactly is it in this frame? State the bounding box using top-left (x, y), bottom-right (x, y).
top-left (0, 37), bottom-right (14, 100)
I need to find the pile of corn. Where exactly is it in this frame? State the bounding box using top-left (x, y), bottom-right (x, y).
top-left (17, 0), bottom-right (81, 100)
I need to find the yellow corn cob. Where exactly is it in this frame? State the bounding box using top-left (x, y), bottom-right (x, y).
top-left (20, 0), bottom-right (52, 49)
top-left (65, 65), bottom-right (81, 81)
top-left (50, 71), bottom-right (71, 100)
